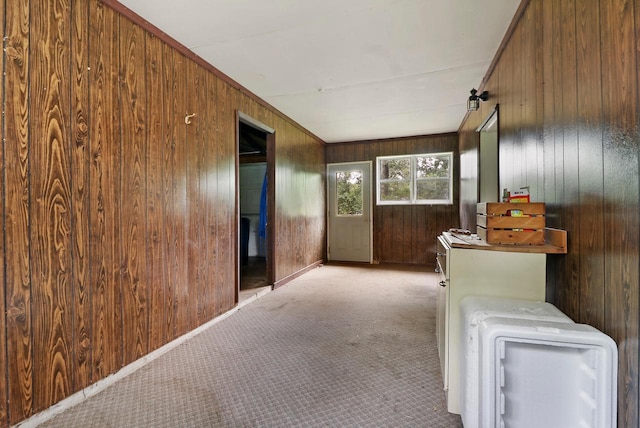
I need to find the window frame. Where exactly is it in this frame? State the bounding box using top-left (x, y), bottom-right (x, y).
top-left (376, 151), bottom-right (453, 206)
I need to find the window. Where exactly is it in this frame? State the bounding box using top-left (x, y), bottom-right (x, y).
top-left (336, 170), bottom-right (363, 216)
top-left (376, 152), bottom-right (453, 205)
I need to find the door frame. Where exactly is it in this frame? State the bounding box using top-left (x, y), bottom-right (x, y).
top-left (235, 111), bottom-right (275, 304)
top-left (326, 161), bottom-right (373, 263)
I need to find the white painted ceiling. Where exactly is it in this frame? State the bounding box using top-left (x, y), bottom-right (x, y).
top-left (118, 0), bottom-right (520, 143)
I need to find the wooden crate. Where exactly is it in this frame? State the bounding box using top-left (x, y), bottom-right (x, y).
top-left (477, 202), bottom-right (545, 245)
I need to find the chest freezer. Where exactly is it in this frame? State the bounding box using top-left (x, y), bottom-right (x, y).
top-left (460, 296), bottom-right (574, 428)
top-left (479, 317), bottom-right (617, 428)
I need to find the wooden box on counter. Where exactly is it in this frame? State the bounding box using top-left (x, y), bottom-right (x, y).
top-left (477, 202), bottom-right (545, 245)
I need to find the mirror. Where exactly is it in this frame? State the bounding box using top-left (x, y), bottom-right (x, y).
top-left (477, 107), bottom-right (499, 202)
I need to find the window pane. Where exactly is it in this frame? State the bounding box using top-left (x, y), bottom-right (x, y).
top-left (379, 158), bottom-right (411, 180)
top-left (336, 171), bottom-right (363, 216)
top-left (380, 181), bottom-right (411, 201)
top-left (376, 152), bottom-right (453, 205)
top-left (416, 155), bottom-right (450, 178)
top-left (416, 179), bottom-right (449, 200)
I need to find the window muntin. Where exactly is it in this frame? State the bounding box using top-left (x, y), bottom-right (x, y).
top-left (376, 152), bottom-right (453, 205)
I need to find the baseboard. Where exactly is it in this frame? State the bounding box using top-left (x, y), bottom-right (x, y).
top-left (14, 302), bottom-right (248, 427)
top-left (273, 259), bottom-right (324, 289)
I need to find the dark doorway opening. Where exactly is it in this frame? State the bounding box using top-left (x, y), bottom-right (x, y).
top-left (236, 113), bottom-right (274, 304)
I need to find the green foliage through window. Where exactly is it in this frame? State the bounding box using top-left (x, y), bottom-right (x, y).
top-left (377, 152), bottom-right (453, 205)
top-left (336, 171), bottom-right (363, 215)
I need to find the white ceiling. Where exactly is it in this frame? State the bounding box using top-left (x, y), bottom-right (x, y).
top-left (118, 0), bottom-right (520, 143)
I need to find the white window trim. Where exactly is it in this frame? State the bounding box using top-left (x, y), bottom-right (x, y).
top-left (376, 152), bottom-right (453, 206)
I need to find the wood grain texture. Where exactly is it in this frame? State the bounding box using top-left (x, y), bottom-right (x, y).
top-left (326, 134), bottom-right (459, 266)
top-left (204, 72), bottom-right (219, 318)
top-left (0, 1), bottom-right (326, 425)
top-left (89, 0), bottom-right (122, 382)
top-left (600, 2), bottom-right (639, 427)
top-left (558, 0), bottom-right (580, 321)
top-left (4, 0), bottom-right (32, 423)
top-left (119, 17), bottom-right (149, 365)
top-left (540, 0), bottom-right (559, 304)
top-left (223, 88), bottom-right (237, 310)
top-left (270, 116), bottom-right (325, 283)
top-left (196, 64), bottom-right (211, 325)
top-left (173, 47), bottom-right (189, 338)
top-left (71, 0), bottom-right (91, 392)
top-left (145, 33), bottom-right (166, 352)
top-left (186, 60), bottom-right (203, 329)
top-left (458, 1), bottom-right (640, 425)
top-left (0, 0), bottom-right (7, 422)
top-left (161, 42), bottom-right (178, 343)
top-left (215, 77), bottom-right (232, 313)
top-left (30, 0), bottom-right (74, 413)
top-left (576, 0), bottom-right (605, 332)
top-left (532, 1), bottom-right (545, 202)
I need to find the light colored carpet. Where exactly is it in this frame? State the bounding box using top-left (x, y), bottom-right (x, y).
top-left (38, 264), bottom-right (463, 427)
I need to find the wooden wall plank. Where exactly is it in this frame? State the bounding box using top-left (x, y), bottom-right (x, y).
top-left (4, 0), bottom-right (32, 422)
top-left (539, 0), bottom-right (559, 303)
top-left (30, 0), bottom-right (74, 413)
top-left (196, 65), bottom-right (211, 324)
top-left (215, 77), bottom-right (230, 315)
top-left (558, 0), bottom-right (580, 321)
top-left (89, 0), bottom-right (122, 383)
top-left (145, 33), bottom-right (166, 352)
top-left (280, 120), bottom-right (293, 277)
top-left (172, 47), bottom-right (188, 338)
top-left (119, 17), bottom-right (149, 365)
top-left (0, 0), bottom-right (7, 422)
top-left (551, 0), bottom-right (565, 219)
top-left (600, 1), bottom-right (639, 427)
top-left (161, 42), bottom-right (177, 342)
top-left (576, 0), bottom-right (605, 331)
top-left (225, 88), bottom-right (238, 308)
top-left (531, 0), bottom-right (545, 202)
top-left (205, 72), bottom-right (219, 318)
top-left (186, 60), bottom-right (203, 329)
top-left (498, 39), bottom-right (512, 189)
top-left (521, 4), bottom-right (540, 199)
top-left (294, 130), bottom-right (305, 270)
top-left (411, 205), bottom-right (426, 264)
top-left (70, 0), bottom-right (91, 391)
top-left (391, 205), bottom-right (404, 263)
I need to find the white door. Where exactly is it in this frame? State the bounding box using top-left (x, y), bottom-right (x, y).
top-left (327, 162), bottom-right (372, 262)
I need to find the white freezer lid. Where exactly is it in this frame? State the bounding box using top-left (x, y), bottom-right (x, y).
top-left (480, 317), bottom-right (618, 428)
top-left (460, 297), bottom-right (574, 428)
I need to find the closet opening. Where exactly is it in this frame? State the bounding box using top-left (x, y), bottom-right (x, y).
top-left (236, 112), bottom-right (275, 304)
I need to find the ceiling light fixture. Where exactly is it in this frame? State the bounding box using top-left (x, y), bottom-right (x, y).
top-left (467, 88), bottom-right (489, 112)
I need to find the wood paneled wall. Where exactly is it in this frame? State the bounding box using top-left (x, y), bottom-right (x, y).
top-left (459, 1), bottom-right (640, 426)
top-left (326, 134), bottom-right (459, 265)
top-left (0, 1), bottom-right (325, 426)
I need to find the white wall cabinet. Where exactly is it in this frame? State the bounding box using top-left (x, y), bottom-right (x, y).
top-left (435, 233), bottom-right (546, 415)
